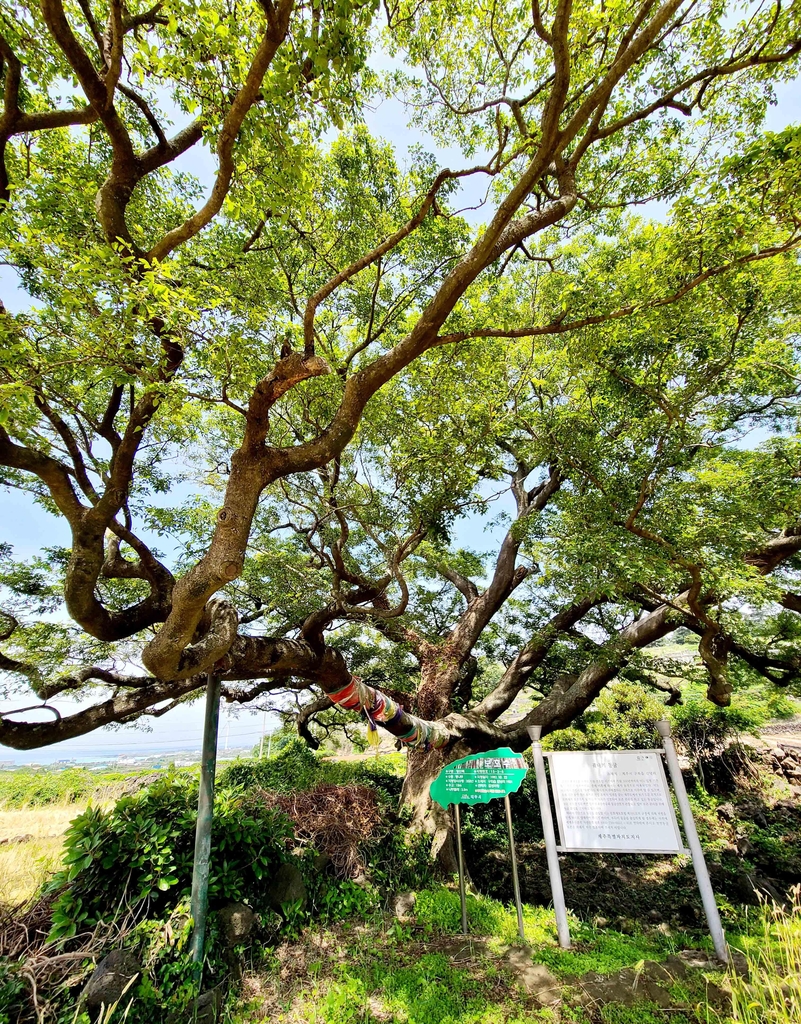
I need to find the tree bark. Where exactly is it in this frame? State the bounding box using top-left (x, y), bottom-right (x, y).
top-left (400, 745), bottom-right (459, 874)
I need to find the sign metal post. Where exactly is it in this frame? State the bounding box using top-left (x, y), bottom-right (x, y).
top-left (527, 726), bottom-right (571, 949)
top-left (504, 794), bottom-right (525, 939)
top-left (656, 720), bottom-right (728, 962)
top-left (453, 803), bottom-right (469, 935)
top-left (431, 747), bottom-right (528, 936)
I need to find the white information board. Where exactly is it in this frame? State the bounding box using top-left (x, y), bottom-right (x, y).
top-left (547, 750), bottom-right (685, 853)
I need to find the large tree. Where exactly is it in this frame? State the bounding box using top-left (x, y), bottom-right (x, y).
top-left (1, 0), bottom-right (801, 850)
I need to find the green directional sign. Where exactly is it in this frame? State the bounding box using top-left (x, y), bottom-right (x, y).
top-left (430, 747), bottom-right (528, 809)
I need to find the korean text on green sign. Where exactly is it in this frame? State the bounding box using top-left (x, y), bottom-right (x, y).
top-left (430, 747), bottom-right (528, 808)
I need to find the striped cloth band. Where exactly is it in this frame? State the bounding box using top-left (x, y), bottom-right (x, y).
top-left (327, 677), bottom-right (449, 750)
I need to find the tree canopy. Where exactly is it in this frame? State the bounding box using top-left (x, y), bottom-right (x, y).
top-left (1, 0), bottom-right (801, 829)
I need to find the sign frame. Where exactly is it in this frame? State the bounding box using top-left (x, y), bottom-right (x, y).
top-left (544, 749), bottom-right (688, 855)
top-left (527, 722), bottom-right (729, 963)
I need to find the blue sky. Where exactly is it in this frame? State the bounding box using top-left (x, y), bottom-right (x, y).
top-left (1, 49), bottom-right (799, 763)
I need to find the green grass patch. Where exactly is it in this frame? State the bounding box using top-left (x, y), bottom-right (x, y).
top-left (413, 886), bottom-right (557, 946)
top-left (531, 924), bottom-right (698, 979)
top-left (599, 1004), bottom-right (693, 1024)
top-left (412, 886), bottom-right (706, 976)
top-left (231, 940), bottom-right (554, 1024)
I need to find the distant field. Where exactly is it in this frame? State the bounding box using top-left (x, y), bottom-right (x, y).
top-left (0, 767), bottom-right (162, 904)
top-left (643, 641), bottom-right (699, 660)
top-left (0, 766), bottom-right (147, 810)
top-left (0, 805), bottom-right (79, 904)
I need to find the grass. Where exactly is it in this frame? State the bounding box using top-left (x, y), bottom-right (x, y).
top-left (224, 887), bottom-right (738, 1024)
top-left (0, 803), bottom-right (85, 840)
top-left (413, 886), bottom-right (559, 947)
top-left (724, 888), bottom-right (801, 1024)
top-left (0, 834), bottom-right (64, 904)
top-left (0, 802), bottom-right (106, 904)
top-left (224, 884), bottom-right (801, 1024)
top-left (230, 927), bottom-right (558, 1024)
top-left (411, 885), bottom-right (710, 976)
top-left (0, 765), bottom-right (158, 905)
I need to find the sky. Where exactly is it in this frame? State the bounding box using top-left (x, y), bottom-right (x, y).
top-left (1, 32), bottom-right (800, 764)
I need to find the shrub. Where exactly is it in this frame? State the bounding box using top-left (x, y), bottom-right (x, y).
top-left (337, 754), bottom-right (406, 801)
top-left (218, 740), bottom-right (406, 801)
top-left (46, 773), bottom-right (293, 940)
top-left (669, 685), bottom-right (783, 761)
top-left (0, 959), bottom-right (26, 1018)
top-left (547, 682), bottom-right (667, 751)
top-left (219, 739), bottom-right (324, 793)
top-left (0, 767), bottom-right (105, 809)
top-left (121, 901), bottom-right (201, 1023)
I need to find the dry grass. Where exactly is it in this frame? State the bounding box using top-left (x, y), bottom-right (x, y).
top-left (0, 802), bottom-right (104, 905)
top-left (0, 804), bottom-right (83, 842)
top-left (727, 886), bottom-right (801, 1024)
top-left (0, 836), bottom-right (64, 904)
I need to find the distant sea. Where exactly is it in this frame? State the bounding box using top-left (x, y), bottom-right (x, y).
top-left (0, 742), bottom-right (254, 768)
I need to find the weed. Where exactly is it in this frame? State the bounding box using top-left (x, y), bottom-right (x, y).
top-left (724, 887), bottom-right (801, 1024)
top-left (600, 1003), bottom-right (693, 1024)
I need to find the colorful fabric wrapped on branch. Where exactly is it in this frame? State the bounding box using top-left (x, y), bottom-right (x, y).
top-left (327, 676), bottom-right (450, 751)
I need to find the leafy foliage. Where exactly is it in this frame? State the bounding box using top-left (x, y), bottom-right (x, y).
top-left (670, 686), bottom-right (796, 761)
top-left (45, 774), bottom-right (293, 941)
top-left (0, 767), bottom-right (128, 809)
top-left (219, 740), bottom-right (406, 800)
top-left (547, 683), bottom-right (669, 752)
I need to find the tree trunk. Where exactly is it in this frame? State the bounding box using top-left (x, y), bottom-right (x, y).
top-left (400, 745), bottom-right (459, 874)
top-left (399, 657), bottom-right (463, 872)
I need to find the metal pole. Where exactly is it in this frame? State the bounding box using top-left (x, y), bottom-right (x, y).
top-left (504, 794), bottom-right (525, 940)
top-left (527, 726), bottom-right (571, 949)
top-left (259, 710), bottom-right (266, 759)
top-left (453, 803), bottom-right (468, 935)
top-left (656, 720), bottom-right (728, 963)
top-left (189, 673), bottom-right (221, 965)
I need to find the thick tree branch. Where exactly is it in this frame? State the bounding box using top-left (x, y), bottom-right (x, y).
top-left (473, 594), bottom-right (602, 720)
top-left (451, 465), bottom-right (562, 655)
top-left (145, 0), bottom-right (294, 262)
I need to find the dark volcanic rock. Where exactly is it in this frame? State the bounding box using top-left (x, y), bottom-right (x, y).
top-left (82, 950), bottom-right (140, 1019)
top-left (218, 902), bottom-right (256, 946)
top-left (265, 862), bottom-right (307, 913)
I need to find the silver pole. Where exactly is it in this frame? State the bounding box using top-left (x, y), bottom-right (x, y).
top-left (527, 726), bottom-right (571, 949)
top-left (504, 794), bottom-right (525, 939)
top-left (656, 720), bottom-right (728, 963)
top-left (189, 673), bottom-right (221, 965)
top-left (259, 710), bottom-right (266, 759)
top-left (453, 803), bottom-right (468, 935)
